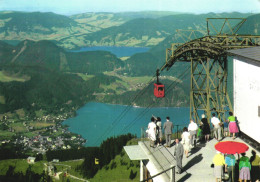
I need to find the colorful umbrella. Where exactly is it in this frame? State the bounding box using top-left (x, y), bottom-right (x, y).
top-left (215, 141), bottom-right (249, 154)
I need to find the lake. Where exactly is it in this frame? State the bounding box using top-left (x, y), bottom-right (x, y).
top-left (69, 46), bottom-right (150, 57)
top-left (62, 102), bottom-right (194, 147)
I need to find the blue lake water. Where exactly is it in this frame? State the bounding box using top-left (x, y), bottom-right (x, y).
top-left (69, 46), bottom-right (150, 57)
top-left (62, 102), bottom-right (194, 147)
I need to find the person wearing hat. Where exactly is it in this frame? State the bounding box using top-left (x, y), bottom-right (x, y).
top-left (213, 150), bottom-right (225, 182)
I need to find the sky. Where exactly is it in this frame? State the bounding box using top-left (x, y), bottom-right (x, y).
top-left (0, 0), bottom-right (260, 15)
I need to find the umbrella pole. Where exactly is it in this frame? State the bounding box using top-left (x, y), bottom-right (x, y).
top-left (232, 166), bottom-right (233, 182)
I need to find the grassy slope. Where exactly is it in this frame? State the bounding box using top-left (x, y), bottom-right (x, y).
top-left (0, 131), bottom-right (15, 138)
top-left (0, 159), bottom-right (45, 175)
top-left (90, 157), bottom-right (139, 182)
top-left (0, 71), bottom-right (30, 82)
top-left (90, 139), bottom-right (140, 182)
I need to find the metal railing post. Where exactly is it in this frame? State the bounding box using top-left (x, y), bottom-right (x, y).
top-left (140, 165), bottom-right (175, 182)
top-left (170, 165), bottom-right (175, 182)
top-left (176, 125), bottom-right (179, 138)
top-left (140, 160), bottom-right (144, 181)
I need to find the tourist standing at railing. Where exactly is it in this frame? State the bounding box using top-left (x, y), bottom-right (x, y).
top-left (227, 112), bottom-right (239, 140)
top-left (156, 117), bottom-right (162, 146)
top-left (163, 116), bottom-right (173, 147)
top-left (223, 119), bottom-right (229, 137)
top-left (211, 113), bottom-right (222, 141)
top-left (201, 114), bottom-right (211, 142)
top-left (181, 127), bottom-right (191, 158)
top-left (147, 117), bottom-right (157, 148)
top-left (174, 138), bottom-right (184, 174)
top-left (188, 120), bottom-right (198, 148)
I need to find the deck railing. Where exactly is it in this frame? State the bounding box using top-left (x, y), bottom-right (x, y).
top-left (140, 165), bottom-right (176, 182)
top-left (141, 124), bottom-right (188, 141)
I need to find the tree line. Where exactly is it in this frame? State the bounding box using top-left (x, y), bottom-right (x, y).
top-left (79, 133), bottom-right (135, 178)
top-left (0, 165), bottom-right (51, 182)
top-left (1, 133), bottom-right (135, 181)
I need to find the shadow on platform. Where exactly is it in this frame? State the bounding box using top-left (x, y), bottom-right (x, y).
top-left (177, 172), bottom-right (192, 182)
top-left (183, 153), bottom-right (203, 172)
top-left (188, 143), bottom-right (205, 157)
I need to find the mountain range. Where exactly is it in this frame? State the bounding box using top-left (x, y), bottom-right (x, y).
top-left (0, 11), bottom-right (259, 116)
top-left (0, 11), bottom-right (254, 49)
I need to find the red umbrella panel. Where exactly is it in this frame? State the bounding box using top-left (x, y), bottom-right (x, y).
top-left (215, 141), bottom-right (249, 154)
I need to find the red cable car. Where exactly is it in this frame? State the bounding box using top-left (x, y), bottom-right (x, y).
top-left (154, 83), bottom-right (165, 97)
top-left (154, 69), bottom-right (165, 98)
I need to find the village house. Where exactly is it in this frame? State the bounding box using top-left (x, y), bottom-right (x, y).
top-left (27, 156), bottom-right (36, 164)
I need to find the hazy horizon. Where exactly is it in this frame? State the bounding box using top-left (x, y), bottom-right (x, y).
top-left (1, 0), bottom-right (260, 16)
top-left (0, 9), bottom-right (257, 17)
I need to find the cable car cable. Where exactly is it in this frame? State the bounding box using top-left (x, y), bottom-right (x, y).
top-left (121, 66), bottom-right (190, 133)
top-left (93, 63), bottom-right (168, 145)
top-left (120, 65), bottom-right (191, 133)
top-left (93, 64), bottom-right (188, 146)
top-left (120, 69), bottom-right (190, 134)
top-left (93, 72), bottom-right (159, 145)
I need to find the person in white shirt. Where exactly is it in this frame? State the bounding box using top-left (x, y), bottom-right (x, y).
top-left (181, 127), bottom-right (191, 158)
top-left (148, 117), bottom-right (157, 147)
top-left (188, 120), bottom-right (198, 147)
top-left (211, 113), bottom-right (222, 141)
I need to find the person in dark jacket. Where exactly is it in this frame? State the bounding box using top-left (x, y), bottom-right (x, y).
top-left (163, 116), bottom-right (173, 147)
top-left (201, 114), bottom-right (211, 142)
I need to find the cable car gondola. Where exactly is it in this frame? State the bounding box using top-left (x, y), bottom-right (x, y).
top-left (154, 69), bottom-right (165, 98)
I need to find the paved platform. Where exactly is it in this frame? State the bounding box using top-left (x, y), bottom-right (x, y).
top-left (157, 137), bottom-right (259, 182)
top-left (125, 137), bottom-right (259, 182)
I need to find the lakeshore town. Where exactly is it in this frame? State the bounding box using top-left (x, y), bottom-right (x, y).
top-left (0, 110), bottom-right (87, 154)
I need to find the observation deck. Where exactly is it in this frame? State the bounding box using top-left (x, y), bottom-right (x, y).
top-left (124, 136), bottom-right (259, 182)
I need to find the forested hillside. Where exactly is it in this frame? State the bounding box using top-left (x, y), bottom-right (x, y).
top-left (238, 13), bottom-right (260, 35)
top-left (0, 39), bottom-right (190, 116)
top-left (0, 40), bottom-right (124, 73)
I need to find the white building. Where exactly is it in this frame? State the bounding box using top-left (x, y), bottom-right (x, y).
top-left (27, 156), bottom-right (36, 164)
top-left (228, 47), bottom-right (260, 144)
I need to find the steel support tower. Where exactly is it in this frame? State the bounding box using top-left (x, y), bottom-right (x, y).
top-left (161, 18), bottom-right (260, 123)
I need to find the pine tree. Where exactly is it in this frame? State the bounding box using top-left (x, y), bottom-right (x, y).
top-left (129, 169), bottom-right (135, 180)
